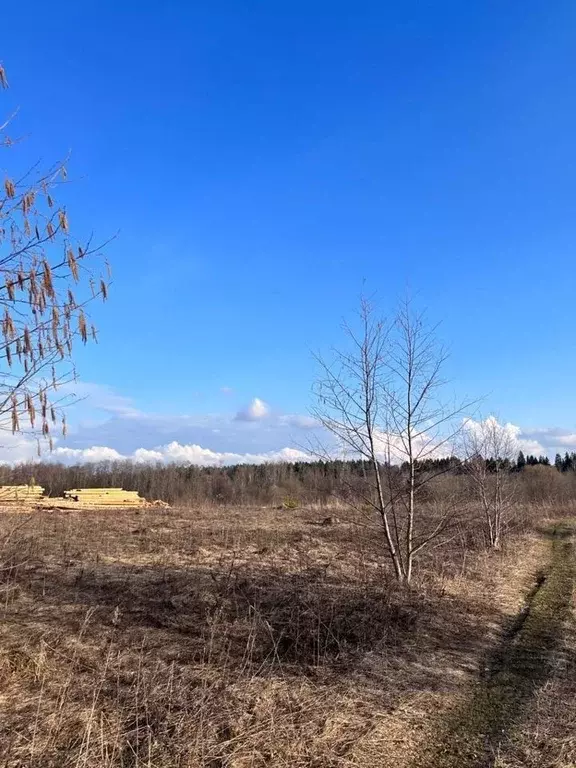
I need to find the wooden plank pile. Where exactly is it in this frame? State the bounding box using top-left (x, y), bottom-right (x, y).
top-left (0, 485), bottom-right (45, 503)
top-left (62, 488), bottom-right (147, 507)
top-left (0, 485), bottom-right (166, 510)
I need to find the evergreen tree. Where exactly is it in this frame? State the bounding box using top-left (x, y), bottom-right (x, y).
top-left (555, 453), bottom-right (563, 472)
top-left (517, 451), bottom-right (526, 471)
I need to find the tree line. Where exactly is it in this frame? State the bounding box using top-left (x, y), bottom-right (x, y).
top-left (0, 452), bottom-right (553, 504)
top-left (554, 452), bottom-right (576, 472)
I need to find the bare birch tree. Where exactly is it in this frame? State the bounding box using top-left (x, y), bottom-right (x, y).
top-left (382, 299), bottom-right (472, 582)
top-left (0, 63), bottom-right (109, 452)
top-left (311, 299), bottom-right (406, 580)
top-left (312, 297), bottom-right (472, 584)
top-left (461, 416), bottom-right (516, 548)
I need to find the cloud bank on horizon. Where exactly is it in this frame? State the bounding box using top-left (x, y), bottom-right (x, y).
top-left (0, 385), bottom-right (573, 467)
top-left (52, 443), bottom-right (312, 467)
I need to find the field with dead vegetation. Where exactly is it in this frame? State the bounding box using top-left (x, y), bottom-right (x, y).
top-left (0, 502), bottom-right (574, 767)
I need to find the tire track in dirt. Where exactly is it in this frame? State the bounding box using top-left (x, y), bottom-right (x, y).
top-left (414, 522), bottom-right (576, 768)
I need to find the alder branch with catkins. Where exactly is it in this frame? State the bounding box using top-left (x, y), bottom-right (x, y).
top-left (0, 62), bottom-right (110, 449)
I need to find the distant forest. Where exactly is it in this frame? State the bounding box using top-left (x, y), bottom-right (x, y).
top-left (1, 450), bottom-right (574, 506)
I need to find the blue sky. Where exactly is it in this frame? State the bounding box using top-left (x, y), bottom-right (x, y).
top-left (1, 0), bottom-right (576, 463)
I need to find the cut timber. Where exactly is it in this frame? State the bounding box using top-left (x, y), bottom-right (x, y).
top-left (64, 490), bottom-right (138, 495)
top-left (62, 488), bottom-right (148, 507)
top-left (63, 490), bottom-right (141, 496)
top-left (0, 485), bottom-right (45, 502)
top-left (65, 488), bottom-right (126, 493)
top-left (0, 486), bottom-right (170, 511)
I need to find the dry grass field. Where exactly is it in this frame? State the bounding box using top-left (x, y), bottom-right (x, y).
top-left (0, 503), bottom-right (573, 767)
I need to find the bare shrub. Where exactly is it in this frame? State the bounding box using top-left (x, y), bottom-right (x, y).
top-left (461, 416), bottom-right (517, 548)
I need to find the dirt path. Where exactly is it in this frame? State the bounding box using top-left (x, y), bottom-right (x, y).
top-left (414, 522), bottom-right (576, 768)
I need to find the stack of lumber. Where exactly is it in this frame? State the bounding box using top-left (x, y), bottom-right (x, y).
top-left (63, 488), bottom-right (147, 507)
top-left (0, 485), bottom-right (45, 503)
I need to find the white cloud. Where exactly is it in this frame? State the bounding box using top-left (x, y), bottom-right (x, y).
top-left (372, 428), bottom-right (453, 463)
top-left (0, 415), bottom-right (569, 469)
top-left (462, 416), bottom-right (546, 458)
top-left (53, 446), bottom-right (125, 462)
top-left (0, 431), bottom-right (43, 464)
top-left (5, 381), bottom-right (569, 470)
top-left (515, 428), bottom-right (576, 456)
top-left (462, 416), bottom-right (520, 443)
top-left (35, 441), bottom-right (314, 467)
top-left (551, 434), bottom-right (576, 446)
top-left (325, 417), bottom-right (545, 465)
top-left (235, 398), bottom-right (270, 422)
top-left (62, 381), bottom-right (142, 418)
top-left (132, 448), bottom-right (165, 462)
top-left (307, 426), bottom-right (454, 465)
top-left (517, 438), bottom-right (546, 456)
top-left (279, 414), bottom-right (318, 429)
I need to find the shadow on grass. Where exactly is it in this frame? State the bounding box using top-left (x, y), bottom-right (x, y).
top-left (3, 551), bottom-right (498, 681)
